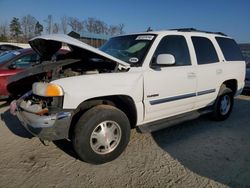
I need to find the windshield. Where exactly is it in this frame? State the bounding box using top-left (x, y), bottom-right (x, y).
top-left (0, 51), bottom-right (20, 64)
top-left (100, 34), bottom-right (156, 66)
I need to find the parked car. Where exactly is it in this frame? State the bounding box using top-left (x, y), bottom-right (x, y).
top-left (0, 48), bottom-right (38, 98)
top-left (0, 44), bottom-right (22, 55)
top-left (244, 58), bottom-right (250, 90)
top-left (240, 46), bottom-right (250, 90)
top-left (10, 29), bottom-right (245, 164)
top-left (0, 48), bottom-right (68, 98)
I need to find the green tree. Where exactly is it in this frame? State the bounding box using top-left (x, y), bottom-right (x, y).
top-left (35, 21), bottom-right (43, 36)
top-left (9, 17), bottom-right (22, 39)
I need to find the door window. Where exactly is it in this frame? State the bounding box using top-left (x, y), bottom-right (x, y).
top-left (152, 35), bottom-right (191, 66)
top-left (192, 36), bottom-right (219, 65)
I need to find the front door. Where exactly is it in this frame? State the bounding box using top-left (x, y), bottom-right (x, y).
top-left (144, 35), bottom-right (197, 122)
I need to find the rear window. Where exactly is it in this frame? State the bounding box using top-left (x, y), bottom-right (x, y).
top-left (192, 36), bottom-right (219, 65)
top-left (216, 37), bottom-right (243, 61)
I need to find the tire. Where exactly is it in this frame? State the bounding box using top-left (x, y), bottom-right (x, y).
top-left (212, 85), bottom-right (234, 121)
top-left (72, 105), bottom-right (130, 164)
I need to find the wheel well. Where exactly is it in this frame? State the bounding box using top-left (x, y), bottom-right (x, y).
top-left (222, 79), bottom-right (237, 95)
top-left (68, 95), bottom-right (137, 139)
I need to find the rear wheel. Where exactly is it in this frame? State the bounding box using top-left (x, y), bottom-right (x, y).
top-left (72, 105), bottom-right (130, 164)
top-left (212, 85), bottom-right (234, 121)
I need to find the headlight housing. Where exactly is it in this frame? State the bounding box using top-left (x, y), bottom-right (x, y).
top-left (32, 82), bottom-right (64, 97)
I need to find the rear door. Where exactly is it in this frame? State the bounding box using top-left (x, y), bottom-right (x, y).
top-left (191, 36), bottom-right (221, 109)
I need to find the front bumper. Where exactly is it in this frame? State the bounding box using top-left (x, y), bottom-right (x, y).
top-left (11, 99), bottom-right (73, 141)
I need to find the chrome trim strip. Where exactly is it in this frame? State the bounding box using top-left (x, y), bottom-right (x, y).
top-left (149, 89), bottom-right (216, 105)
top-left (150, 93), bottom-right (196, 105)
top-left (197, 89), bottom-right (216, 96)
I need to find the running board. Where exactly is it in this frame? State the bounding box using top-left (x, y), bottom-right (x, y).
top-left (137, 108), bottom-right (212, 133)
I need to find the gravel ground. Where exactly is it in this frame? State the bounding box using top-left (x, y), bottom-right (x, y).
top-left (0, 95), bottom-right (250, 188)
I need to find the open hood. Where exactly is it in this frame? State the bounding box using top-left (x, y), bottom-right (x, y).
top-left (29, 34), bottom-right (130, 69)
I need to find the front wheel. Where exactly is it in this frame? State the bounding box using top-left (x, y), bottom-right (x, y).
top-left (72, 105), bottom-right (130, 164)
top-left (212, 86), bottom-right (234, 121)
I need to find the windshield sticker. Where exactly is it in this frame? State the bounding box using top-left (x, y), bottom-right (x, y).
top-left (136, 35), bottom-right (154, 41)
top-left (129, 57), bottom-right (139, 63)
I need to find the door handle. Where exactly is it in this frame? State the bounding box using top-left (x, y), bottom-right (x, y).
top-left (216, 69), bottom-right (223, 75)
top-left (187, 72), bottom-right (196, 79)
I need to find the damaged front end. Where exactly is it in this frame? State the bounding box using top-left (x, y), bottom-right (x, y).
top-left (11, 84), bottom-right (72, 141)
top-left (9, 34), bottom-right (132, 140)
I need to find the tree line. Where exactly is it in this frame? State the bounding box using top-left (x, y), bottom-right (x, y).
top-left (0, 14), bottom-right (125, 42)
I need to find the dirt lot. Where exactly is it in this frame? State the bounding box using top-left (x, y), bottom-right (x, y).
top-left (0, 95), bottom-right (250, 188)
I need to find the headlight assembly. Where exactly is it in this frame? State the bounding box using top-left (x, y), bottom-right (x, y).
top-left (32, 82), bottom-right (64, 97)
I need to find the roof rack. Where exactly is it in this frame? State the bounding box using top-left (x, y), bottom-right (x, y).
top-left (170, 28), bottom-right (227, 36)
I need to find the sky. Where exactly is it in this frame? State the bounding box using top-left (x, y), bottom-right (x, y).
top-left (0, 0), bottom-right (249, 43)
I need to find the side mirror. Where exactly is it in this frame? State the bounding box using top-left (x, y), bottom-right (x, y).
top-left (156, 54), bottom-right (175, 65)
top-left (8, 63), bottom-right (17, 70)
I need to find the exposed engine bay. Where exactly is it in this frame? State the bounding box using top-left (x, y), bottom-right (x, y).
top-left (16, 91), bottom-right (63, 116)
top-left (7, 49), bottom-right (129, 97)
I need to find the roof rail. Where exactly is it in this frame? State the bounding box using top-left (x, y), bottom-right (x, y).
top-left (170, 28), bottom-right (227, 36)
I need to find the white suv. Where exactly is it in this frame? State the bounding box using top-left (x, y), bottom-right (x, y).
top-left (11, 29), bottom-right (245, 164)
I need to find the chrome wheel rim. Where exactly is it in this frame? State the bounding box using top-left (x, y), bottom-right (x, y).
top-left (90, 121), bottom-right (122, 155)
top-left (220, 95), bottom-right (231, 115)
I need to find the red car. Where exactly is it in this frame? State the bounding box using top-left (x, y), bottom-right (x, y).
top-left (0, 48), bottom-right (68, 98)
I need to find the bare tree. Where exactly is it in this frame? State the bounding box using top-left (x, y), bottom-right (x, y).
top-left (118, 24), bottom-right (125, 34)
top-left (0, 22), bottom-right (8, 37)
top-left (110, 24), bottom-right (124, 35)
top-left (109, 24), bottom-right (125, 36)
top-left (21, 14), bottom-right (37, 39)
top-left (109, 25), bottom-right (119, 36)
top-left (61, 16), bottom-right (68, 34)
top-left (68, 17), bottom-right (83, 33)
top-left (85, 17), bottom-right (102, 33)
top-left (0, 15), bottom-right (125, 42)
top-left (95, 19), bottom-right (108, 34)
top-left (44, 15), bottom-right (53, 34)
top-left (85, 17), bottom-right (123, 35)
top-left (52, 23), bottom-right (59, 34)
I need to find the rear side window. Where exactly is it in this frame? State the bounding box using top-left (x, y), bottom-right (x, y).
top-left (216, 37), bottom-right (243, 61)
top-left (192, 36), bottom-right (219, 65)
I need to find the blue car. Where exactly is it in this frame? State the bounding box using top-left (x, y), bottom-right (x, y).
top-left (245, 59), bottom-right (250, 90)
